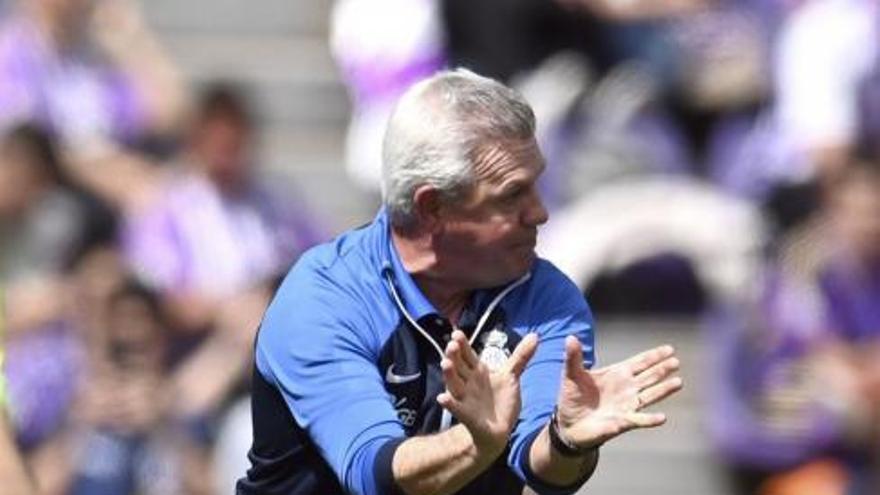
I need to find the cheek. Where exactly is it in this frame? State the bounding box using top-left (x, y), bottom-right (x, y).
top-left (468, 219), bottom-right (516, 248)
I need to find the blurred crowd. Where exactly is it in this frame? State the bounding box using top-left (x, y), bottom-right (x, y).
top-left (0, 1), bottom-right (327, 493)
top-left (0, 0), bottom-right (879, 494)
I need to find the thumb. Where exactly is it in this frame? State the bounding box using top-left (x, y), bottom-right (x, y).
top-left (563, 335), bottom-right (586, 380)
top-left (505, 333), bottom-right (539, 377)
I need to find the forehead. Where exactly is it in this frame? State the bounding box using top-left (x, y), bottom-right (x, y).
top-left (471, 138), bottom-right (544, 186)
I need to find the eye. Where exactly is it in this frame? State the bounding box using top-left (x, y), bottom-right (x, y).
top-left (501, 186), bottom-right (524, 202)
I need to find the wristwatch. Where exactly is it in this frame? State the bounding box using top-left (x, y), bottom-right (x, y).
top-left (548, 407), bottom-right (599, 457)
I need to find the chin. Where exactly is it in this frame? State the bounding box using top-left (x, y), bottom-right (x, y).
top-left (469, 251), bottom-right (537, 288)
top-left (500, 253), bottom-right (537, 284)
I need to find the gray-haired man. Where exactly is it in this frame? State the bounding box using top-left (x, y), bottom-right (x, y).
top-left (238, 69), bottom-right (682, 495)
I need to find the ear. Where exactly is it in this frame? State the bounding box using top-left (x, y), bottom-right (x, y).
top-left (412, 184), bottom-right (444, 233)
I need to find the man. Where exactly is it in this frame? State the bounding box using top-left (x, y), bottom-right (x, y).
top-left (709, 160), bottom-right (880, 495)
top-left (124, 84), bottom-right (324, 332)
top-left (238, 69), bottom-right (683, 495)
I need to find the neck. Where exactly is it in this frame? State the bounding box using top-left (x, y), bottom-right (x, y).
top-left (192, 159), bottom-right (248, 196)
top-left (391, 227), bottom-right (471, 325)
top-left (210, 172), bottom-right (247, 196)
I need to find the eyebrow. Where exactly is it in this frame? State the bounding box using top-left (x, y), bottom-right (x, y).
top-left (497, 162), bottom-right (545, 195)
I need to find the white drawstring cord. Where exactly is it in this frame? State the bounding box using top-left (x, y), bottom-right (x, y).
top-left (383, 267), bottom-right (531, 431)
top-left (383, 269), bottom-right (531, 357)
top-left (468, 272), bottom-right (531, 347)
top-left (383, 269), bottom-right (446, 359)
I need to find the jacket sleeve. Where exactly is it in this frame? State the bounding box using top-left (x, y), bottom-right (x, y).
top-left (507, 261), bottom-right (596, 495)
top-left (254, 257), bottom-right (405, 495)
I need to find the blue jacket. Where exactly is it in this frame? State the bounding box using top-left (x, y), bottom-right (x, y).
top-left (237, 210), bottom-right (595, 495)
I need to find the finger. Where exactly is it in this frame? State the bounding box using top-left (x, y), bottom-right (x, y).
top-left (436, 392), bottom-right (467, 421)
top-left (441, 358), bottom-right (467, 399)
top-left (627, 344), bottom-right (675, 375)
top-left (635, 356), bottom-right (680, 390)
top-left (637, 376), bottom-right (683, 410)
top-left (563, 335), bottom-right (587, 380)
top-left (445, 340), bottom-right (473, 381)
top-left (451, 330), bottom-right (479, 370)
top-left (436, 391), bottom-right (459, 414)
top-left (623, 411), bottom-right (667, 429)
top-left (505, 333), bottom-right (539, 377)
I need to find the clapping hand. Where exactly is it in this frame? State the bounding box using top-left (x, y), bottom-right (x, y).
top-left (555, 336), bottom-right (683, 449)
top-left (437, 330), bottom-right (538, 455)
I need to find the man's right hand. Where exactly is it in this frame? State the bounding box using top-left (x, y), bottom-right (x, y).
top-left (437, 330), bottom-right (539, 455)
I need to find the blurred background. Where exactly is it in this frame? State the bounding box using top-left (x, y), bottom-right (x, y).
top-left (1, 0), bottom-right (879, 494)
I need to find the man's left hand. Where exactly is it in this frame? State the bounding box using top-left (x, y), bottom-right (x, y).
top-left (554, 336), bottom-right (683, 450)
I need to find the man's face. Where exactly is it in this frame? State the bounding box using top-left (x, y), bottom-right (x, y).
top-left (36, 0), bottom-right (94, 31)
top-left (0, 144), bottom-right (47, 218)
top-left (106, 295), bottom-right (164, 372)
top-left (192, 115), bottom-right (252, 187)
top-left (434, 138), bottom-right (549, 289)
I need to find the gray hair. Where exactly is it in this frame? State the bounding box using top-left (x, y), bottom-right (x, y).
top-left (381, 68), bottom-right (536, 228)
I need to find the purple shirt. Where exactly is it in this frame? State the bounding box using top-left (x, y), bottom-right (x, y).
top-left (0, 16), bottom-right (146, 145)
top-left (708, 253), bottom-right (880, 469)
top-left (123, 171), bottom-right (324, 297)
top-left (819, 257), bottom-right (880, 342)
top-left (4, 320), bottom-right (85, 450)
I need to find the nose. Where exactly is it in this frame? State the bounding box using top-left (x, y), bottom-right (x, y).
top-left (522, 186), bottom-right (549, 227)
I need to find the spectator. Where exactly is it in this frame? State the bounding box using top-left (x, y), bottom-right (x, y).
top-left (0, 0), bottom-right (184, 149)
top-left (0, 0), bottom-right (187, 212)
top-left (123, 83), bottom-right (325, 333)
top-left (708, 159), bottom-right (880, 495)
top-left (4, 236), bottom-right (125, 494)
top-left (0, 123), bottom-right (113, 334)
top-left (772, 0), bottom-right (879, 184)
top-left (122, 85), bottom-right (328, 493)
top-left (69, 279), bottom-right (185, 495)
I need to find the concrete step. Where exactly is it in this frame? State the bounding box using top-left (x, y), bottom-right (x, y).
top-left (248, 79), bottom-right (349, 128)
top-left (585, 448), bottom-right (728, 495)
top-left (269, 165), bottom-right (379, 233)
top-left (138, 0), bottom-right (331, 36)
top-left (137, 0), bottom-right (359, 226)
top-left (161, 34), bottom-right (339, 85)
top-left (260, 127), bottom-right (345, 169)
top-left (160, 33), bottom-right (350, 127)
top-left (256, 126), bottom-right (376, 230)
top-left (575, 318), bottom-right (730, 495)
